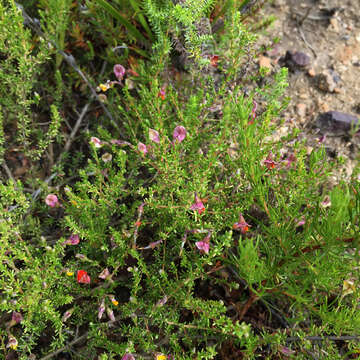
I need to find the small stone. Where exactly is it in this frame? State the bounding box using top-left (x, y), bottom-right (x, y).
top-left (258, 55), bottom-right (272, 70)
top-left (308, 68), bottom-right (316, 77)
top-left (334, 87), bottom-right (341, 93)
top-left (337, 45), bottom-right (353, 64)
top-left (296, 103), bottom-right (307, 117)
top-left (329, 18), bottom-right (339, 32)
top-left (315, 70), bottom-right (340, 93)
top-left (317, 111), bottom-right (359, 134)
top-left (281, 50), bottom-right (311, 72)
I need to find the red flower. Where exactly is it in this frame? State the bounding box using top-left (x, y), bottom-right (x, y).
top-left (210, 55), bottom-right (219, 67)
top-left (233, 213), bottom-right (250, 234)
top-left (158, 87), bottom-right (166, 100)
top-left (264, 152), bottom-right (277, 170)
top-left (77, 270), bottom-right (90, 284)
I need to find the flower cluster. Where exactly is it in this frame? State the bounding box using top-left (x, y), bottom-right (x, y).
top-left (138, 125), bottom-right (187, 156)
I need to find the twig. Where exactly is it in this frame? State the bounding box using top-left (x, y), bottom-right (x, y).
top-left (298, 26), bottom-right (317, 58)
top-left (286, 335), bottom-right (360, 343)
top-left (39, 332), bottom-right (88, 360)
top-left (1, 161), bottom-right (16, 183)
top-left (15, 2), bottom-right (122, 135)
top-left (57, 61), bottom-right (107, 164)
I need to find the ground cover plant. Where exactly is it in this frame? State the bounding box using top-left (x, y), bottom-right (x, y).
top-left (0, 0), bottom-right (359, 359)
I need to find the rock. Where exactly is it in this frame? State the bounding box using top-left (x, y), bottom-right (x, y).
top-left (258, 55), bottom-right (272, 70)
top-left (308, 68), bottom-right (316, 77)
top-left (315, 69), bottom-right (340, 93)
top-left (281, 50), bottom-right (311, 72)
top-left (296, 103), bottom-right (307, 117)
top-left (316, 111), bottom-right (359, 134)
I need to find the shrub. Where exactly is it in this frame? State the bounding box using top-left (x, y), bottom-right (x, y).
top-left (0, 0), bottom-right (359, 359)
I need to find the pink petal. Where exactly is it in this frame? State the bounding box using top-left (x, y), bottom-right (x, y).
top-left (173, 125), bottom-right (187, 143)
top-left (149, 128), bottom-right (160, 143)
top-left (98, 268), bottom-right (110, 279)
top-left (195, 241), bottom-right (210, 254)
top-left (45, 194), bottom-right (59, 208)
top-left (138, 142), bottom-right (148, 154)
top-left (90, 137), bottom-right (102, 148)
top-left (114, 64), bottom-right (126, 81)
top-left (122, 354), bottom-right (135, 360)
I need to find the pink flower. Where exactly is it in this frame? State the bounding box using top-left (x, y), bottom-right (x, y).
top-left (114, 64), bottom-right (126, 81)
top-left (195, 240), bottom-right (210, 254)
top-left (122, 354), bottom-right (135, 360)
top-left (158, 87), bottom-right (166, 100)
top-left (149, 128), bottom-right (160, 143)
top-left (11, 311), bottom-right (23, 324)
top-left (196, 231), bottom-right (211, 254)
top-left (264, 152), bottom-right (276, 170)
top-left (190, 192), bottom-right (205, 214)
top-left (98, 268), bottom-right (110, 279)
top-left (295, 218), bottom-right (305, 227)
top-left (77, 270), bottom-right (91, 284)
top-left (233, 213), bottom-right (250, 234)
top-left (98, 298), bottom-right (105, 320)
top-left (90, 137), bottom-right (102, 148)
top-left (45, 194), bottom-right (59, 208)
top-left (138, 142), bottom-right (148, 155)
top-left (64, 234), bottom-right (80, 245)
top-left (107, 307), bottom-right (116, 321)
top-left (173, 125), bottom-right (187, 143)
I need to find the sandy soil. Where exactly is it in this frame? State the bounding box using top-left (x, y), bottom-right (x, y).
top-left (258, 0), bottom-right (360, 181)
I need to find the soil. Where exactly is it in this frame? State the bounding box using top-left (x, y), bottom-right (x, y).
top-left (258, 0), bottom-right (360, 182)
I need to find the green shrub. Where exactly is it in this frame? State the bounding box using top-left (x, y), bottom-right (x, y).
top-left (0, 0), bottom-right (359, 359)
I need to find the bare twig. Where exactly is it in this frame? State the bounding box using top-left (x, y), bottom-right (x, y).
top-left (15, 2), bottom-right (122, 135)
top-left (1, 161), bottom-right (16, 183)
top-left (57, 61), bottom-right (107, 165)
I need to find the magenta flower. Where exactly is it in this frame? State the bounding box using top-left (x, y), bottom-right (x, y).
top-left (190, 192), bottom-right (205, 214)
top-left (158, 87), bottom-right (166, 100)
top-left (149, 128), bottom-right (160, 143)
top-left (45, 194), bottom-right (59, 208)
top-left (233, 213), bottom-right (250, 234)
top-left (295, 218), bottom-right (306, 227)
top-left (11, 311), bottom-right (23, 324)
top-left (122, 354), bottom-right (135, 360)
top-left (196, 231), bottom-right (211, 254)
top-left (114, 64), bottom-right (126, 81)
top-left (264, 152), bottom-right (276, 170)
top-left (138, 142), bottom-right (148, 155)
top-left (195, 240), bottom-right (210, 254)
top-left (90, 137), bottom-right (102, 148)
top-left (64, 234), bottom-right (80, 245)
top-left (173, 125), bottom-right (187, 143)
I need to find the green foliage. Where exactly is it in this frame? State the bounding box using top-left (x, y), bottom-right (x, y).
top-left (0, 0), bottom-right (359, 359)
top-left (0, 0), bottom-right (61, 161)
